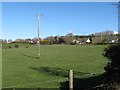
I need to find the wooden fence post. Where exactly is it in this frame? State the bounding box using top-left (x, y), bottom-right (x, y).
top-left (69, 70), bottom-right (73, 90)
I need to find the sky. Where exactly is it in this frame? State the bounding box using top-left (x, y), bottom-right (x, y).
top-left (0, 2), bottom-right (2, 40)
top-left (2, 2), bottom-right (118, 40)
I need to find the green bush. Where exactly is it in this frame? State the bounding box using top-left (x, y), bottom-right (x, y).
top-left (25, 46), bottom-right (29, 48)
top-left (102, 44), bottom-right (120, 89)
top-left (103, 44), bottom-right (120, 69)
top-left (8, 46), bottom-right (12, 48)
top-left (14, 45), bottom-right (19, 48)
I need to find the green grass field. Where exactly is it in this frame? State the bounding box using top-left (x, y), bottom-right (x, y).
top-left (2, 44), bottom-right (108, 88)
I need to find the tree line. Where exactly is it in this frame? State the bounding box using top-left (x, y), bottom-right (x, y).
top-left (0, 30), bottom-right (119, 45)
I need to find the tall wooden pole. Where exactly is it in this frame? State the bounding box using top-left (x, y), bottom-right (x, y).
top-left (37, 14), bottom-right (40, 59)
top-left (37, 14), bottom-right (43, 59)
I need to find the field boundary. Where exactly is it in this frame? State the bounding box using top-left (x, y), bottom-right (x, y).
top-left (3, 72), bottom-right (103, 88)
top-left (3, 78), bottom-right (68, 88)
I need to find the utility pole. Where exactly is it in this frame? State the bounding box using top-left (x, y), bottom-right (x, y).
top-left (37, 14), bottom-right (43, 59)
top-left (112, 2), bottom-right (120, 43)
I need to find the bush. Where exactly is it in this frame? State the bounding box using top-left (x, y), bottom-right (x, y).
top-left (25, 46), bottom-right (29, 48)
top-left (40, 40), bottom-right (49, 45)
top-left (103, 44), bottom-right (120, 68)
top-left (102, 44), bottom-right (120, 89)
top-left (14, 45), bottom-right (19, 48)
top-left (71, 42), bottom-right (76, 45)
top-left (8, 46), bottom-right (12, 48)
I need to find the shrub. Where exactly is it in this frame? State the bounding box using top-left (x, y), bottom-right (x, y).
top-left (25, 46), bottom-right (29, 48)
top-left (40, 40), bottom-right (49, 45)
top-left (102, 44), bottom-right (120, 89)
top-left (8, 46), bottom-right (12, 48)
top-left (103, 44), bottom-right (120, 69)
top-left (14, 45), bottom-right (19, 48)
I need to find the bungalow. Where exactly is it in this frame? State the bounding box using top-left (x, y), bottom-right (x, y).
top-left (86, 38), bottom-right (91, 43)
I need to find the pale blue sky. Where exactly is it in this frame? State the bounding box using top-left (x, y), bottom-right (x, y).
top-left (2, 2), bottom-right (118, 40)
top-left (0, 2), bottom-right (2, 39)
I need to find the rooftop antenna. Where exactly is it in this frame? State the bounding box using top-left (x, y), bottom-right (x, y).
top-left (37, 14), bottom-right (43, 59)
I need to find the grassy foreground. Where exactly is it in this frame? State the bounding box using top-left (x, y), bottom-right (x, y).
top-left (2, 44), bottom-right (107, 88)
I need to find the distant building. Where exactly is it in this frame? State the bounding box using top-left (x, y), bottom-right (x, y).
top-left (72, 39), bottom-right (80, 44)
top-left (108, 36), bottom-right (118, 43)
top-left (7, 39), bottom-right (12, 43)
top-left (86, 38), bottom-right (91, 43)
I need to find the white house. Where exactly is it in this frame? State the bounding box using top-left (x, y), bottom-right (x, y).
top-left (86, 38), bottom-right (91, 43)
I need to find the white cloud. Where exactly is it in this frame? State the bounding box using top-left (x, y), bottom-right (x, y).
top-left (68, 30), bottom-right (72, 33)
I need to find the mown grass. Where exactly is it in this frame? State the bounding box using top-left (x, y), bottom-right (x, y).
top-left (2, 44), bottom-right (108, 88)
top-left (0, 44), bottom-right (2, 89)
